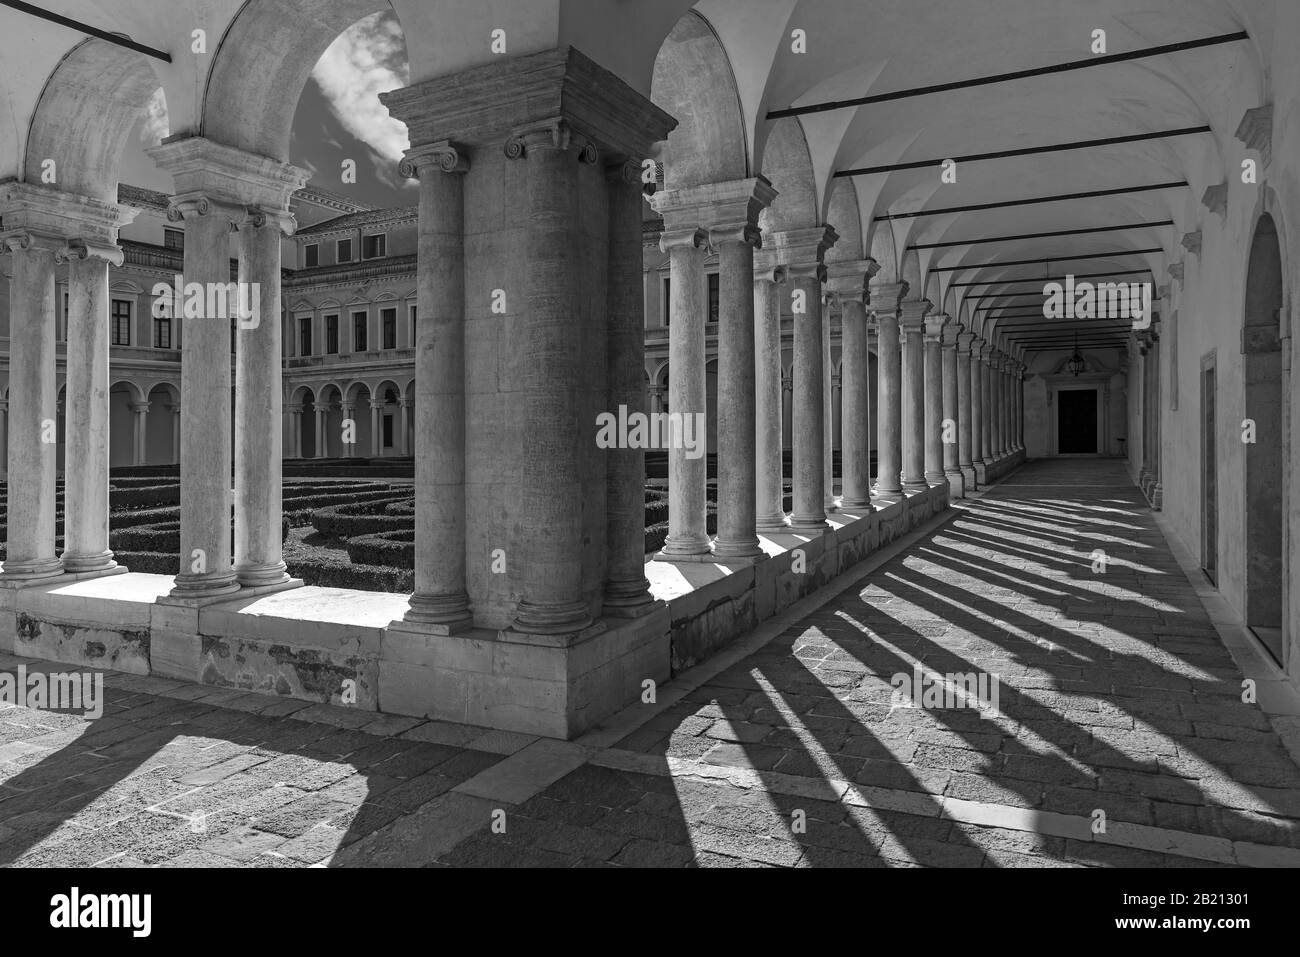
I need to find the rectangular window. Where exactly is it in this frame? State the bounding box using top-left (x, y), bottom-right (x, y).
top-left (62, 292), bottom-right (69, 341)
top-left (164, 228), bottom-right (185, 251)
top-left (352, 311), bottom-right (368, 352)
top-left (363, 234), bottom-right (386, 259)
top-left (111, 299), bottom-right (132, 346)
top-left (304, 243), bottom-right (319, 268)
top-left (326, 314), bottom-right (339, 354)
top-left (662, 276), bottom-right (671, 326)
top-left (409, 305), bottom-right (417, 345)
top-left (337, 238), bottom-right (353, 263)
top-left (299, 317), bottom-right (313, 356)
top-left (708, 272), bottom-right (720, 324)
top-left (154, 316), bottom-right (172, 349)
top-left (383, 414), bottom-right (394, 449)
top-left (382, 307), bottom-right (397, 349)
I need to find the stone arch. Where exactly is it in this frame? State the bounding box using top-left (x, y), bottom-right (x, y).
top-left (25, 39), bottom-right (164, 201)
top-left (824, 178), bottom-right (863, 263)
top-left (344, 380), bottom-right (375, 458)
top-left (1241, 210), bottom-right (1285, 663)
top-left (108, 380), bottom-right (145, 469)
top-left (650, 9), bottom-right (748, 190)
top-left (201, 0), bottom-right (393, 161)
top-left (867, 223), bottom-right (900, 285)
top-left (758, 117), bottom-right (819, 233)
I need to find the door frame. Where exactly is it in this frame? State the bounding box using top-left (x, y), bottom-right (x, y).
top-left (1044, 370), bottom-right (1110, 456)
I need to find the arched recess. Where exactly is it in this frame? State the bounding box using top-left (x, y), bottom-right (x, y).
top-left (145, 383), bottom-right (180, 465)
top-left (1242, 212), bottom-right (1285, 663)
top-left (25, 39), bottom-right (163, 201)
top-left (757, 117), bottom-right (820, 234)
top-left (202, 0), bottom-right (393, 161)
top-left (108, 380), bottom-right (145, 469)
top-left (650, 10), bottom-right (748, 190)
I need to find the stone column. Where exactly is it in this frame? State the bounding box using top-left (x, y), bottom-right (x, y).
top-left (148, 138), bottom-right (307, 600)
top-left (286, 406), bottom-right (301, 459)
top-left (171, 404), bottom-right (181, 464)
top-left (603, 158), bottom-right (655, 612)
top-left (62, 237), bottom-right (128, 575)
top-left (1002, 359), bottom-right (1013, 456)
top-left (0, 229), bottom-right (61, 581)
top-left (870, 282), bottom-right (907, 497)
top-left (789, 261), bottom-right (829, 530)
top-left (942, 322), bottom-right (963, 496)
top-left (712, 214), bottom-right (767, 561)
top-left (753, 261), bottom-right (787, 530)
top-left (655, 226), bottom-right (710, 559)
top-left (923, 313), bottom-right (947, 485)
top-left (234, 207), bottom-right (295, 589)
top-left (979, 344), bottom-right (994, 467)
top-left (827, 260), bottom-right (877, 510)
top-left (989, 354), bottom-right (1003, 458)
top-left (956, 333), bottom-right (976, 491)
top-left (899, 299), bottom-right (931, 492)
top-left (130, 403), bottom-right (149, 466)
top-left (506, 121), bottom-right (600, 634)
top-left (823, 293), bottom-right (836, 510)
top-left (1015, 367), bottom-right (1025, 452)
top-left (320, 406), bottom-right (332, 458)
top-left (370, 402), bottom-right (381, 457)
top-left (395, 141), bottom-right (471, 631)
top-left (0, 401), bottom-right (9, 481)
top-left (398, 399), bottom-right (411, 456)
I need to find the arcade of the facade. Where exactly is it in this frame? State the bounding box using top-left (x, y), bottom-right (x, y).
top-left (0, 1), bottom-right (1295, 740)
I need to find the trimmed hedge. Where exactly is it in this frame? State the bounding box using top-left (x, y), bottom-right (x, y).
top-left (310, 496), bottom-right (415, 538)
top-left (345, 529), bottom-right (415, 568)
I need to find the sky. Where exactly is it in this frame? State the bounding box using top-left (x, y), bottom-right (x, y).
top-left (121, 11), bottom-right (416, 212)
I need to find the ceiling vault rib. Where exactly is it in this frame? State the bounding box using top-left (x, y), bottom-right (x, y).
top-left (909, 220), bottom-right (1175, 250)
top-left (873, 181), bottom-right (1187, 221)
top-left (933, 247), bottom-right (1164, 273)
top-left (838, 127), bottom-right (1210, 178)
top-left (768, 30), bottom-right (1247, 119)
top-left (0, 0), bottom-right (172, 61)
top-left (949, 268), bottom-right (1152, 289)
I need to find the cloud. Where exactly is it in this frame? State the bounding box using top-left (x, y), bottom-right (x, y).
top-left (310, 12), bottom-right (412, 176)
top-left (138, 87), bottom-right (169, 145)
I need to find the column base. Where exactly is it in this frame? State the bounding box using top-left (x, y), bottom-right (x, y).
top-left (500, 618), bottom-right (606, 648)
top-left (234, 561), bottom-right (293, 589)
top-left (655, 532), bottom-right (713, 561)
top-left (168, 572), bottom-right (240, 602)
top-left (603, 579), bottom-right (659, 618)
top-left (512, 599), bottom-right (593, 636)
top-left (402, 592), bottom-right (474, 633)
top-left (0, 556), bottom-right (64, 583)
top-left (944, 469), bottom-right (965, 498)
top-left (712, 538), bottom-right (768, 563)
top-left (788, 514), bottom-right (830, 533)
top-left (924, 470), bottom-right (945, 485)
top-left (960, 465), bottom-right (977, 491)
top-left (902, 481), bottom-right (928, 493)
top-left (838, 496), bottom-right (874, 511)
top-left (755, 513), bottom-right (790, 533)
top-left (60, 550), bottom-right (119, 575)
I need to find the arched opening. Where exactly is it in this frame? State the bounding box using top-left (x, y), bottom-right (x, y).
top-left (1242, 213), bottom-right (1285, 663)
top-left (296, 388), bottom-right (318, 459)
top-left (145, 384), bottom-right (179, 465)
top-left (108, 383), bottom-right (139, 467)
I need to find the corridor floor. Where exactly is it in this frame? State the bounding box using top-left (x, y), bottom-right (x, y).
top-left (2, 459), bottom-right (1299, 867)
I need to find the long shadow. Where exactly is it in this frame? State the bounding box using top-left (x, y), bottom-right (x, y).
top-left (0, 666), bottom-right (500, 866)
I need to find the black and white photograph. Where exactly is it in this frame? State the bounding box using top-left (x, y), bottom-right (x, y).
top-left (0, 0), bottom-right (1292, 930)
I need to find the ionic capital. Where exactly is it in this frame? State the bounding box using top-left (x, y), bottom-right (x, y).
top-left (898, 298), bottom-right (933, 329)
top-left (754, 264), bottom-right (787, 286)
top-left (504, 118), bottom-right (599, 164)
top-left (241, 206), bottom-right (298, 237)
top-left (659, 227), bottom-right (708, 255)
top-left (400, 141), bottom-right (470, 177)
top-left (785, 262), bottom-right (827, 283)
top-left (709, 223), bottom-right (761, 249)
top-left (57, 238), bottom-right (124, 268)
top-left (2, 230), bottom-right (64, 256)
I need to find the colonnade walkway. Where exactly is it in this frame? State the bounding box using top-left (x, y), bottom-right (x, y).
top-left (2, 459), bottom-right (1299, 867)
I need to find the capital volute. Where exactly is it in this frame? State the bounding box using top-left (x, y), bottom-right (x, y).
top-left (606, 157), bottom-right (642, 185)
top-left (57, 238), bottom-right (123, 267)
top-left (659, 227), bottom-right (708, 254)
top-left (166, 195), bottom-right (245, 228)
top-left (709, 223), bottom-right (762, 249)
top-left (400, 140), bottom-right (470, 177)
top-left (504, 118), bottom-right (599, 164)
top-left (242, 206), bottom-right (298, 237)
top-left (2, 230), bottom-right (63, 256)
top-left (755, 264), bottom-right (787, 285)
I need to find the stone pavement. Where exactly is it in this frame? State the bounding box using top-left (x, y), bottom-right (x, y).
top-left (3, 458), bottom-right (1300, 867)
